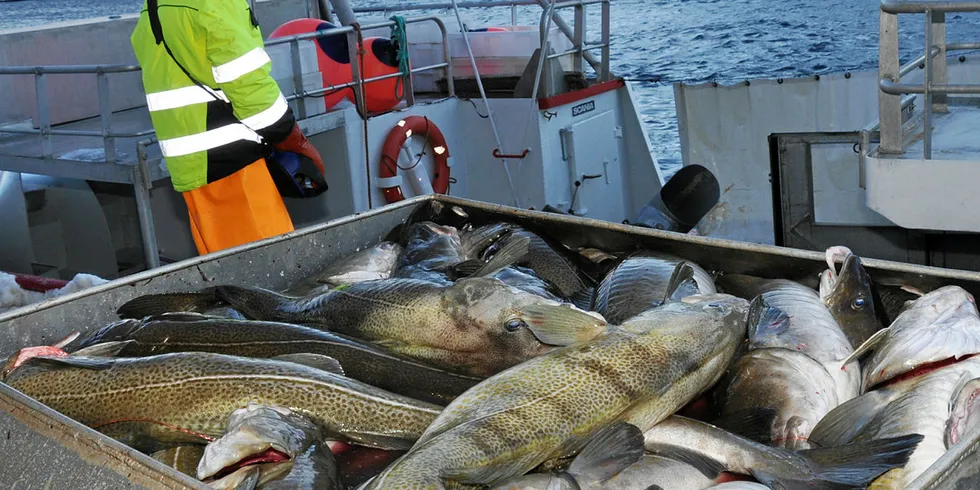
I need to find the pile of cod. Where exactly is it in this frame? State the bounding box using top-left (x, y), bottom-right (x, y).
top-left (4, 213), bottom-right (980, 490)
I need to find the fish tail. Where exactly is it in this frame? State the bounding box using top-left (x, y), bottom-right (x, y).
top-left (116, 290), bottom-right (222, 319)
top-left (663, 261), bottom-right (696, 303)
top-left (746, 295), bottom-right (790, 338)
top-left (795, 433), bottom-right (925, 488)
top-left (211, 285), bottom-right (294, 321)
top-left (569, 286), bottom-right (596, 311)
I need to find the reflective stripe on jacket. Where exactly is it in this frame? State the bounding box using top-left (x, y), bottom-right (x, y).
top-left (131, 0), bottom-right (295, 192)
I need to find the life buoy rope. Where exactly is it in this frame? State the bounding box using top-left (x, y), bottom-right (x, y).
top-left (378, 115), bottom-right (451, 203)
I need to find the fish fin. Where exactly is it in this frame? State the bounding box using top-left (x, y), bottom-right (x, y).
top-left (569, 287), bottom-right (595, 311)
top-left (52, 331), bottom-right (81, 349)
top-left (117, 290), bottom-right (222, 318)
top-left (901, 285), bottom-right (926, 296)
top-left (577, 247), bottom-right (618, 264)
top-left (796, 434), bottom-right (925, 487)
top-left (343, 432), bottom-right (416, 451)
top-left (663, 262), bottom-right (696, 304)
top-left (150, 312), bottom-right (216, 322)
top-left (516, 304), bottom-right (608, 346)
top-left (70, 340), bottom-right (135, 358)
top-left (451, 260), bottom-right (485, 278)
top-left (271, 354), bottom-right (345, 376)
top-left (710, 407), bottom-right (778, 445)
top-left (809, 388), bottom-right (901, 448)
top-left (840, 327), bottom-right (890, 366)
top-left (645, 444), bottom-right (726, 480)
top-left (212, 285), bottom-right (296, 321)
top-left (470, 236), bottom-right (530, 278)
top-left (746, 295), bottom-right (790, 339)
top-left (27, 355), bottom-right (117, 370)
top-left (566, 422), bottom-right (645, 485)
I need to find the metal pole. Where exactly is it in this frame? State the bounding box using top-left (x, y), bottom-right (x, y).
top-left (932, 11), bottom-right (948, 112)
top-left (330, 0), bottom-right (357, 26)
top-left (134, 141), bottom-right (160, 269)
top-left (534, 0), bottom-right (603, 74)
top-left (289, 38), bottom-right (307, 119)
top-left (924, 9), bottom-right (933, 159)
top-left (600, 0), bottom-right (610, 80)
top-left (96, 71), bottom-right (117, 165)
top-left (573, 4), bottom-right (584, 74)
top-left (878, 9), bottom-right (903, 153)
top-left (35, 73), bottom-right (51, 158)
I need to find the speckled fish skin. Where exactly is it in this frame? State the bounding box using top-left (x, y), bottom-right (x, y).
top-left (594, 252), bottom-right (716, 324)
top-left (716, 274), bottom-right (859, 403)
top-left (856, 286), bottom-right (980, 391)
top-left (812, 357), bottom-right (980, 489)
top-left (3, 352), bottom-right (442, 452)
top-left (716, 348), bottom-right (839, 450)
top-left (204, 277), bottom-right (577, 378)
top-left (74, 314), bottom-right (481, 405)
top-left (361, 294), bottom-right (750, 490)
top-left (820, 251), bottom-right (882, 349)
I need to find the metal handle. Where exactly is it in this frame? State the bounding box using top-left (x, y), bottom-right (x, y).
top-left (493, 148), bottom-right (530, 159)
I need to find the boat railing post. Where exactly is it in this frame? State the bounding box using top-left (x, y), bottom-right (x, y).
top-left (535, 0), bottom-right (602, 75)
top-left (346, 27), bottom-right (368, 118)
top-left (878, 8), bottom-right (903, 154)
top-left (924, 9), bottom-right (933, 159)
top-left (134, 139), bottom-right (160, 269)
top-left (931, 11), bottom-right (948, 114)
top-left (96, 70), bottom-right (117, 165)
top-left (512, 4), bottom-right (518, 25)
top-left (601, 0), bottom-right (610, 81)
top-left (34, 71), bottom-right (52, 159)
top-left (573, 3), bottom-right (585, 74)
top-left (435, 18), bottom-right (455, 97)
top-left (289, 38), bottom-right (308, 120)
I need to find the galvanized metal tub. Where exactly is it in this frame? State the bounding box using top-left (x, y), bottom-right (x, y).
top-left (2, 194), bottom-right (979, 488)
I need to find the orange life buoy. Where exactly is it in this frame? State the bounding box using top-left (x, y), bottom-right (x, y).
top-left (378, 116), bottom-right (451, 203)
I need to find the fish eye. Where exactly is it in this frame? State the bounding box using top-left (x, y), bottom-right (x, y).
top-left (505, 318), bottom-right (527, 332)
top-left (852, 297), bottom-right (866, 310)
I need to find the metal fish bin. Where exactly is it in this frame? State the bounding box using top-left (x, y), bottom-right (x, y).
top-left (1, 194), bottom-right (979, 489)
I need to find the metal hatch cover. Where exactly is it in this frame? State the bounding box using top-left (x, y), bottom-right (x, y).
top-left (561, 109), bottom-right (623, 222)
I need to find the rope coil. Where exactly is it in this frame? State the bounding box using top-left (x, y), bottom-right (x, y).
top-left (389, 15), bottom-right (411, 101)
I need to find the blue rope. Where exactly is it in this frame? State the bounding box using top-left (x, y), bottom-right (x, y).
top-left (389, 15), bottom-right (410, 100)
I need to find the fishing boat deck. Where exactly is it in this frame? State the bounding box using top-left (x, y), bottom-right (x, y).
top-left (902, 98), bottom-right (980, 161)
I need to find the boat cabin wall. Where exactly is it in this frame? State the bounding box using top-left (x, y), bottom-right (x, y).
top-left (0, 0), bottom-right (318, 127)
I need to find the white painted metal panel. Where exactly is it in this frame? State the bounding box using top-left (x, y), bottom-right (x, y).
top-left (675, 70), bottom-right (881, 243)
top-left (564, 109), bottom-right (625, 222)
top-left (810, 144), bottom-right (893, 226)
top-left (866, 155), bottom-right (980, 232)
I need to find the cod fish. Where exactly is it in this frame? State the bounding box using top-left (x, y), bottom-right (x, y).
top-left (716, 274), bottom-right (859, 402)
top-left (75, 313), bottom-right (482, 405)
top-left (361, 292), bottom-right (750, 489)
top-left (810, 357), bottom-right (980, 489)
top-left (819, 246), bottom-right (882, 348)
top-left (643, 415), bottom-right (924, 490)
top-left (842, 285), bottom-right (980, 392)
top-left (3, 351), bottom-right (441, 452)
top-left (484, 225), bottom-right (595, 308)
top-left (594, 252), bottom-right (716, 324)
top-left (489, 422), bottom-right (644, 490)
top-left (715, 346), bottom-right (839, 449)
top-left (490, 266), bottom-right (564, 303)
top-left (199, 404), bottom-right (341, 490)
top-left (117, 277), bottom-right (607, 378)
top-left (311, 242), bottom-right (403, 287)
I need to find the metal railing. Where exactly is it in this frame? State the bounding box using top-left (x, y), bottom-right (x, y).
top-left (536, 0), bottom-right (611, 85)
top-left (877, 0), bottom-right (980, 158)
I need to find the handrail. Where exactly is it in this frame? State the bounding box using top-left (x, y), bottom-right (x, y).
top-left (876, 0), bottom-right (980, 159)
top-left (352, 0), bottom-right (539, 13)
top-left (881, 0), bottom-right (980, 13)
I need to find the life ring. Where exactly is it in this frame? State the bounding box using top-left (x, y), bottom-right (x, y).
top-left (378, 116), bottom-right (451, 203)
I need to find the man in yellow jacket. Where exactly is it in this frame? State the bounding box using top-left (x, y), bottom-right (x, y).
top-left (130, 0), bottom-right (326, 255)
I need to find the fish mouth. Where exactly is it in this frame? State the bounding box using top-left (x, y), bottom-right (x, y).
top-left (873, 353), bottom-right (978, 391)
top-left (204, 448), bottom-right (292, 483)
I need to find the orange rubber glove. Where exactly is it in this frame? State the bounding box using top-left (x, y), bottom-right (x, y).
top-left (273, 124), bottom-right (326, 175)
